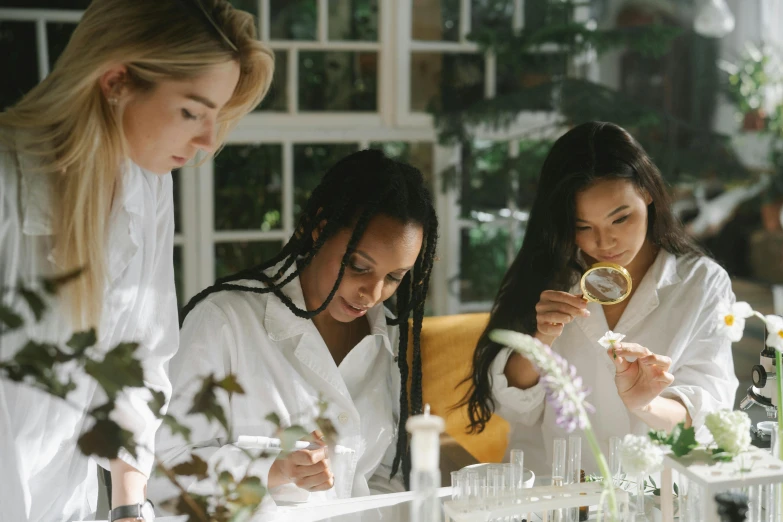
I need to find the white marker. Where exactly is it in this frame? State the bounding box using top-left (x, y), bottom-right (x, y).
top-left (235, 435), bottom-right (355, 455)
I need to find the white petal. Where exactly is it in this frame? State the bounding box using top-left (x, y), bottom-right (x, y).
top-left (732, 302), bottom-right (754, 319)
top-left (728, 320), bottom-right (746, 342)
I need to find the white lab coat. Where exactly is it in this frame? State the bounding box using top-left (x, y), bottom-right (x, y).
top-left (490, 251), bottom-right (738, 476)
top-left (0, 135), bottom-right (179, 521)
top-left (152, 264), bottom-right (405, 516)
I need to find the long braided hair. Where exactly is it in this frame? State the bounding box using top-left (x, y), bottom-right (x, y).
top-left (181, 149), bottom-right (438, 486)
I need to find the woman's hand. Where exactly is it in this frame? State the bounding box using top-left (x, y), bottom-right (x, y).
top-left (609, 342), bottom-right (674, 412)
top-left (534, 290), bottom-right (590, 346)
top-left (267, 433), bottom-right (335, 492)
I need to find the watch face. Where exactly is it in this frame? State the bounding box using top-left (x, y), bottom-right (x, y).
top-left (142, 501), bottom-right (156, 521)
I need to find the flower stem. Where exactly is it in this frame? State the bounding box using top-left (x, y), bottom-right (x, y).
top-left (585, 424), bottom-right (618, 521)
top-left (777, 350), bottom-right (782, 514)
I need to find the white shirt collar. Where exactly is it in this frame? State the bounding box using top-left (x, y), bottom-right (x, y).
top-left (262, 261), bottom-right (395, 356)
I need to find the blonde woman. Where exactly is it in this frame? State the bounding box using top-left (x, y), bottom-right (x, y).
top-left (0, 1), bottom-right (273, 521)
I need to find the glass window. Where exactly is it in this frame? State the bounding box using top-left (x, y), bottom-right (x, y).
top-left (270, 0), bottom-right (317, 40)
top-left (215, 241), bottom-right (285, 279)
top-left (46, 22), bottom-right (77, 71)
top-left (460, 141), bottom-right (509, 218)
top-left (299, 51), bottom-right (378, 111)
top-left (471, 0), bottom-right (514, 34)
top-left (0, 22), bottom-right (38, 110)
top-left (255, 50), bottom-right (287, 112)
top-left (368, 142), bottom-right (435, 194)
top-left (214, 145), bottom-right (284, 231)
top-left (459, 225), bottom-right (520, 303)
top-left (293, 143), bottom-right (358, 216)
top-left (410, 52), bottom-right (484, 112)
top-left (328, 0), bottom-right (378, 41)
top-left (411, 0), bottom-right (460, 42)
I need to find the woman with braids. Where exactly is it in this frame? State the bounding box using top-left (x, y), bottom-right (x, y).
top-left (154, 149), bottom-right (438, 510)
top-left (461, 122), bottom-right (737, 476)
top-left (0, 1), bottom-right (272, 520)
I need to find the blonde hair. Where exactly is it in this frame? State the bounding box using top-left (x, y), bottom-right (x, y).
top-left (0, 0), bottom-right (273, 329)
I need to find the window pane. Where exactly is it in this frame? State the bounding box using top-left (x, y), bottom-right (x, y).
top-left (460, 226), bottom-right (517, 303)
top-left (411, 0), bottom-right (460, 41)
top-left (228, 0), bottom-right (259, 18)
top-left (410, 52), bottom-right (484, 112)
top-left (255, 50), bottom-right (287, 111)
top-left (214, 145), bottom-right (283, 231)
top-left (173, 246), bottom-right (184, 311)
top-left (172, 169), bottom-right (182, 234)
top-left (0, 22), bottom-right (38, 110)
top-left (215, 241), bottom-right (284, 279)
top-left (471, 0), bottom-right (514, 33)
top-left (299, 51), bottom-right (377, 111)
top-left (368, 142), bottom-right (435, 195)
top-left (461, 141), bottom-right (509, 218)
top-left (47, 22), bottom-right (77, 71)
top-left (328, 0), bottom-right (378, 41)
top-left (270, 0), bottom-right (317, 40)
top-left (293, 143), bottom-right (358, 215)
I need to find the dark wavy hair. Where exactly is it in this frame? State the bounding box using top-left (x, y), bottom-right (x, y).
top-left (181, 149), bottom-right (439, 486)
top-left (460, 121), bottom-right (702, 433)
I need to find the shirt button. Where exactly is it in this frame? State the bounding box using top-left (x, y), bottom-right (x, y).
top-left (338, 412), bottom-right (350, 425)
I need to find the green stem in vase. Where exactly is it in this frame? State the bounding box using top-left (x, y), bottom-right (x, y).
top-left (585, 424), bottom-right (618, 521)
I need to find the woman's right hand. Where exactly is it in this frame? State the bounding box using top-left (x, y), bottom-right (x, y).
top-left (267, 433), bottom-right (335, 492)
top-left (534, 290), bottom-right (589, 345)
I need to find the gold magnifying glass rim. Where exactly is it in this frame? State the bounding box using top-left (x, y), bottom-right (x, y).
top-left (580, 262), bottom-right (633, 305)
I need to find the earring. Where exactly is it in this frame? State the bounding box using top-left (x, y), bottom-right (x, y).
top-left (359, 292), bottom-right (365, 299)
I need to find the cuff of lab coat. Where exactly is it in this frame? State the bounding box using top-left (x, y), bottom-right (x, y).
top-left (490, 347), bottom-right (546, 425)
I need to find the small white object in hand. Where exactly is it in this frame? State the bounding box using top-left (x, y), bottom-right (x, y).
top-left (598, 331), bottom-right (625, 349)
top-left (619, 434), bottom-right (664, 475)
top-left (109, 387), bottom-right (157, 443)
top-left (705, 409), bottom-right (752, 456)
top-left (764, 315), bottom-right (783, 352)
top-left (715, 301), bottom-right (754, 342)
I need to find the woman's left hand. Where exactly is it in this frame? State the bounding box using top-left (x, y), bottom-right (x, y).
top-left (608, 342), bottom-right (674, 412)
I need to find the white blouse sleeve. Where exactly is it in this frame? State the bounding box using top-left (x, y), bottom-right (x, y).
top-left (490, 347), bottom-right (546, 426)
top-left (151, 299), bottom-right (278, 511)
top-left (659, 266), bottom-right (739, 432)
top-left (110, 173), bottom-right (180, 477)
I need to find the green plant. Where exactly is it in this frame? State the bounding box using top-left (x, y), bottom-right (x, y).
top-left (1, 273), bottom-right (334, 522)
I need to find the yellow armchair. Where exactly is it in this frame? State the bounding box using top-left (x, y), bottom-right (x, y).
top-left (407, 313), bottom-right (509, 464)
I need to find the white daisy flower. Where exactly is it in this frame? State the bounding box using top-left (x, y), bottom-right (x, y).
top-left (716, 301), bottom-right (754, 342)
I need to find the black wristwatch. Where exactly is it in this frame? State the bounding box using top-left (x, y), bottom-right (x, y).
top-left (110, 500), bottom-right (155, 521)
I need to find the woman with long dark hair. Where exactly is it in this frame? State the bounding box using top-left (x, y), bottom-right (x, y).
top-left (462, 122), bottom-right (737, 475)
top-left (154, 149), bottom-right (438, 510)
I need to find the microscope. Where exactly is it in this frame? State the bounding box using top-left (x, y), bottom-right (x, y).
top-left (741, 345), bottom-right (778, 447)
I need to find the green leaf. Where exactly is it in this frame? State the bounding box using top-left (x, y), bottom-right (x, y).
top-left (161, 414), bottom-right (192, 443)
top-left (41, 268), bottom-right (84, 294)
top-left (236, 475), bottom-right (265, 506)
top-left (218, 470), bottom-right (235, 488)
top-left (669, 423), bottom-right (698, 457)
top-left (0, 304), bottom-right (23, 330)
top-left (648, 429), bottom-right (671, 445)
top-left (229, 506), bottom-right (255, 522)
top-left (711, 447), bottom-right (735, 462)
top-left (19, 287), bottom-right (47, 321)
top-left (279, 425), bottom-right (310, 452)
top-left (673, 482), bottom-right (679, 496)
top-left (653, 488), bottom-right (661, 496)
top-left (78, 419), bottom-right (135, 460)
top-left (648, 476), bottom-right (657, 488)
top-left (218, 374), bottom-right (245, 395)
top-left (66, 329), bottom-right (97, 354)
top-left (148, 389), bottom-right (167, 416)
top-left (171, 455), bottom-right (209, 480)
top-left (84, 342), bottom-right (144, 399)
top-left (189, 374), bottom-right (230, 432)
top-left (265, 412), bottom-right (282, 427)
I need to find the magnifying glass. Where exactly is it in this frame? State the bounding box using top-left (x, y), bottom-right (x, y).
top-left (580, 262), bottom-right (633, 305)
